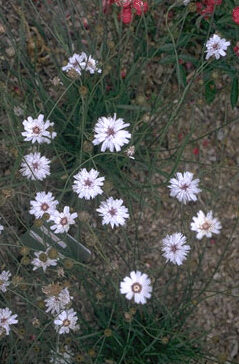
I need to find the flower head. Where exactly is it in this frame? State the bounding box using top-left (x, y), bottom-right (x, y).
top-left (50, 206), bottom-right (78, 234)
top-left (72, 168), bottom-right (105, 200)
top-left (32, 247), bottom-right (59, 272)
top-left (233, 7), bottom-right (239, 24)
top-left (0, 307), bottom-right (18, 336)
top-left (132, 0), bottom-right (148, 15)
top-left (162, 233), bottom-right (190, 265)
top-left (93, 113), bottom-right (131, 152)
top-left (205, 34), bottom-right (230, 60)
top-left (97, 197), bottom-right (129, 228)
top-left (168, 171), bottom-right (201, 204)
top-left (20, 152), bottom-right (51, 181)
top-left (62, 52), bottom-right (101, 75)
top-left (191, 210), bottom-right (222, 240)
top-left (21, 114), bottom-right (57, 144)
top-left (120, 271), bottom-right (152, 304)
top-left (29, 191), bottom-right (59, 219)
top-left (45, 287), bottom-right (73, 315)
top-left (54, 309), bottom-right (79, 334)
top-left (0, 271), bottom-right (11, 293)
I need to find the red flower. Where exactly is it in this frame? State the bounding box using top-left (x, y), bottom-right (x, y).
top-left (193, 147), bottom-right (199, 156)
top-left (121, 69), bottom-right (127, 78)
top-left (232, 6), bottom-right (239, 25)
top-left (119, 7), bottom-right (133, 23)
top-left (196, 0), bottom-right (222, 18)
top-left (102, 0), bottom-right (114, 13)
top-left (234, 45), bottom-right (239, 56)
top-left (132, 0), bottom-right (148, 15)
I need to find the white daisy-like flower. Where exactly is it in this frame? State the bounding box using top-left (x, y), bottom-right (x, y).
top-left (97, 197), bottom-right (129, 228)
top-left (162, 233), bottom-right (190, 265)
top-left (205, 34), bottom-right (230, 60)
top-left (120, 271), bottom-right (152, 304)
top-left (92, 113), bottom-right (131, 152)
top-left (54, 309), bottom-right (79, 335)
top-left (72, 168), bottom-right (105, 200)
top-left (0, 271), bottom-right (11, 293)
top-left (0, 307), bottom-right (18, 336)
top-left (191, 210), bottom-right (222, 240)
top-left (62, 52), bottom-right (101, 75)
top-left (50, 206), bottom-right (78, 234)
top-left (45, 288), bottom-right (73, 315)
top-left (29, 192), bottom-right (59, 219)
top-left (21, 114), bottom-right (57, 144)
top-left (32, 247), bottom-right (59, 272)
top-left (50, 345), bottom-right (73, 364)
top-left (13, 105), bottom-right (24, 116)
top-left (20, 152), bottom-right (51, 181)
top-left (168, 171), bottom-right (201, 204)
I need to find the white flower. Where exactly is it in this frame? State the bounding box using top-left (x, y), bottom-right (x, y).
top-left (21, 114), bottom-right (57, 144)
top-left (97, 197), bottom-right (129, 228)
top-left (50, 206), bottom-right (78, 234)
top-left (45, 288), bottom-right (73, 315)
top-left (183, 0), bottom-right (190, 5)
top-left (54, 309), bottom-right (79, 334)
top-left (0, 307), bottom-right (18, 335)
top-left (62, 52), bottom-right (101, 75)
top-left (29, 192), bottom-right (59, 219)
top-left (32, 247), bottom-right (59, 272)
top-left (20, 152), bottom-right (51, 181)
top-left (72, 168), bottom-right (105, 200)
top-left (92, 113), bottom-right (131, 152)
top-left (0, 221), bottom-right (4, 234)
top-left (205, 34), bottom-right (230, 60)
top-left (191, 210), bottom-right (222, 240)
top-left (0, 271), bottom-right (11, 293)
top-left (162, 233), bottom-right (190, 265)
top-left (79, 54), bottom-right (102, 74)
top-left (168, 171), bottom-right (201, 204)
top-left (125, 145), bottom-right (135, 159)
top-left (13, 105), bottom-right (24, 116)
top-left (50, 345), bottom-right (73, 364)
top-left (120, 271), bottom-right (152, 304)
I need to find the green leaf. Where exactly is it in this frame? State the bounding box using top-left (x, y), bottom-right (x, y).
top-left (177, 64), bottom-right (187, 88)
top-left (231, 78), bottom-right (238, 109)
top-left (205, 80), bottom-right (216, 104)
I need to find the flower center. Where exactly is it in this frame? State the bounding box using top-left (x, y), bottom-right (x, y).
top-left (106, 127), bottom-right (116, 137)
top-left (0, 280), bottom-right (4, 286)
top-left (39, 253), bottom-right (48, 262)
top-left (108, 208), bottom-right (117, 217)
top-left (131, 282), bottom-right (142, 293)
top-left (212, 43), bottom-right (219, 50)
top-left (201, 221), bottom-right (211, 231)
top-left (84, 178), bottom-right (93, 187)
top-left (63, 319), bottom-right (70, 327)
top-left (60, 217), bottom-right (68, 226)
top-left (1, 317), bottom-right (7, 324)
top-left (180, 183), bottom-right (189, 191)
top-left (170, 244), bottom-right (178, 253)
top-left (32, 162), bottom-right (39, 170)
top-left (32, 126), bottom-right (41, 134)
top-left (41, 203), bottom-right (49, 211)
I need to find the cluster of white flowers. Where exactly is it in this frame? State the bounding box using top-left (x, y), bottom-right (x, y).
top-left (44, 287), bottom-right (73, 315)
top-left (62, 52), bottom-right (102, 75)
